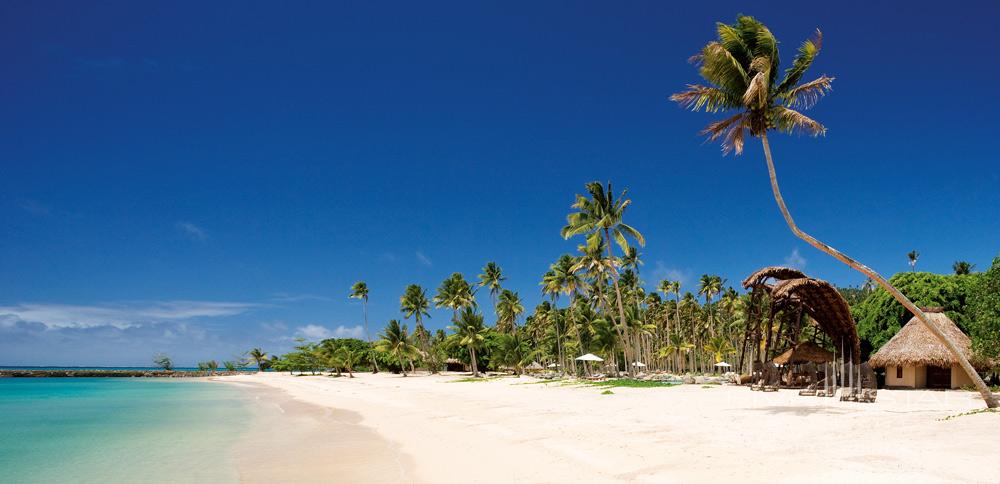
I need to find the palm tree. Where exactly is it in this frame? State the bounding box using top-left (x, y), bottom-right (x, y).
top-left (336, 346), bottom-right (357, 378)
top-left (561, 182), bottom-right (645, 375)
top-left (249, 347), bottom-right (268, 372)
top-left (671, 15), bottom-right (997, 407)
top-left (376, 320), bottom-right (417, 377)
top-left (434, 273), bottom-right (477, 323)
top-left (496, 289), bottom-right (525, 333)
top-left (907, 250), bottom-right (920, 271)
top-left (953, 261), bottom-right (974, 275)
top-left (349, 281), bottom-right (377, 373)
top-left (399, 284), bottom-right (432, 373)
top-left (478, 262), bottom-right (506, 310)
top-left (451, 308), bottom-right (488, 377)
top-left (656, 280), bottom-right (675, 339)
top-left (698, 274), bottom-right (723, 338)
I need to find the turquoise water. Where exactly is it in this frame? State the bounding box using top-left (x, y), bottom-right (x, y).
top-left (0, 378), bottom-right (252, 483)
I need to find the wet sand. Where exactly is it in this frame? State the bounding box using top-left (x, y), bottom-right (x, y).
top-left (220, 380), bottom-right (414, 483)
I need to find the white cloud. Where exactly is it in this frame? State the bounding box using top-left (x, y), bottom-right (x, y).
top-left (175, 221), bottom-right (208, 240)
top-left (293, 324), bottom-right (364, 340)
top-left (415, 251), bottom-right (432, 267)
top-left (0, 300), bottom-right (258, 330)
top-left (651, 261), bottom-right (691, 287)
top-left (784, 248), bottom-right (807, 269)
top-left (270, 292), bottom-right (332, 303)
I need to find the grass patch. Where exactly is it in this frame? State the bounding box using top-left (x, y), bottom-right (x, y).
top-left (514, 378), bottom-right (565, 385)
top-left (938, 408), bottom-right (999, 421)
top-left (447, 376), bottom-right (503, 383)
top-left (584, 379), bottom-right (677, 389)
top-left (701, 385), bottom-right (715, 389)
top-left (601, 390), bottom-right (614, 395)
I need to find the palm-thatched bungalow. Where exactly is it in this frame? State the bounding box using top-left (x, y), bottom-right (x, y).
top-left (868, 308), bottom-right (979, 389)
top-left (445, 358), bottom-right (468, 372)
top-left (772, 341), bottom-right (834, 366)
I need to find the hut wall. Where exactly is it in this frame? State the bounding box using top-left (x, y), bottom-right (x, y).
top-left (951, 366), bottom-right (974, 389)
top-left (886, 364), bottom-right (924, 388)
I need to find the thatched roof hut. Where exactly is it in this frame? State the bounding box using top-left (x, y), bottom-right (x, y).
top-left (772, 341), bottom-right (834, 365)
top-left (868, 309), bottom-right (978, 369)
top-left (771, 278), bottom-right (861, 363)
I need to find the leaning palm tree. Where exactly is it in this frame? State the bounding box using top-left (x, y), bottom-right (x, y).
top-left (451, 308), bottom-right (489, 377)
top-left (248, 347), bottom-right (268, 372)
top-left (671, 15), bottom-right (997, 407)
top-left (907, 250), bottom-right (920, 272)
top-left (376, 320), bottom-right (417, 377)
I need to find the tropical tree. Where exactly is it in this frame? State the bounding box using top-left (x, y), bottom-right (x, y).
top-left (249, 348), bottom-right (268, 372)
top-left (350, 281), bottom-right (378, 373)
top-left (670, 14), bottom-right (996, 407)
top-left (698, 274), bottom-right (723, 337)
top-left (495, 329), bottom-right (533, 376)
top-left (434, 273), bottom-right (477, 322)
top-left (478, 262), bottom-right (506, 310)
top-left (451, 308), bottom-right (489, 377)
top-left (907, 250), bottom-right (920, 272)
top-left (953, 261), bottom-right (974, 275)
top-left (496, 289), bottom-right (525, 333)
top-left (376, 320), bottom-right (418, 377)
top-left (561, 181), bottom-right (645, 375)
top-left (153, 353), bottom-right (173, 371)
top-left (335, 346), bottom-right (358, 378)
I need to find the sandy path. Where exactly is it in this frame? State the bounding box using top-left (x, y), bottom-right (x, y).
top-left (219, 373), bottom-right (1000, 483)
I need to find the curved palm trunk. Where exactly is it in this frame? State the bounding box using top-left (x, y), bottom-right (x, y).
top-left (761, 134), bottom-right (997, 408)
top-left (469, 345), bottom-right (479, 377)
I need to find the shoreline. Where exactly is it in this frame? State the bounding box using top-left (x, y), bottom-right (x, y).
top-left (220, 371), bottom-right (1000, 483)
top-left (1, 369), bottom-right (246, 378)
top-left (216, 377), bottom-right (415, 483)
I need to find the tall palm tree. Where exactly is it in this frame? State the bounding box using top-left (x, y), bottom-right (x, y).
top-left (496, 289), bottom-right (525, 333)
top-left (907, 250), bottom-right (920, 271)
top-left (656, 280), bottom-right (675, 339)
top-left (400, 284), bottom-right (433, 372)
top-left (248, 347), bottom-right (268, 372)
top-left (451, 308), bottom-right (488, 377)
top-left (349, 281), bottom-right (371, 341)
top-left (671, 15), bottom-right (997, 407)
top-left (953, 261), bottom-right (974, 275)
top-left (698, 274), bottom-right (723, 338)
top-left (478, 262), bottom-right (506, 311)
top-left (350, 281), bottom-right (377, 373)
top-left (561, 182), bottom-right (645, 375)
top-left (376, 320), bottom-right (417, 377)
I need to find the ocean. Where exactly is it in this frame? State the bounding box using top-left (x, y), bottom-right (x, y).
top-left (0, 378), bottom-right (252, 483)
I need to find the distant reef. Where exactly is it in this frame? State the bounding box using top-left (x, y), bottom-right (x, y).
top-left (0, 369), bottom-right (245, 378)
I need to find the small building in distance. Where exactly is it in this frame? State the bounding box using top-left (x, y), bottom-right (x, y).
top-left (868, 308), bottom-right (979, 389)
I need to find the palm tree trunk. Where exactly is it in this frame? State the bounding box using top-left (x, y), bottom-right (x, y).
top-left (603, 228), bottom-right (635, 377)
top-left (365, 301), bottom-right (380, 374)
top-left (470, 346), bottom-right (479, 377)
top-left (760, 134), bottom-right (997, 408)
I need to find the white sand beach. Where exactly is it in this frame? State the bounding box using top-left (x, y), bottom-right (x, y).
top-left (220, 372), bottom-right (1000, 483)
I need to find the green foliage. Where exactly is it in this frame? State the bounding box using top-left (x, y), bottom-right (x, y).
top-left (853, 272), bottom-right (977, 357)
top-left (937, 408), bottom-right (998, 421)
top-left (152, 353), bottom-right (173, 371)
top-left (968, 255), bottom-right (1000, 366)
top-left (197, 360), bottom-right (219, 373)
top-left (223, 360), bottom-right (237, 372)
top-left (585, 379), bottom-right (676, 389)
top-left (601, 389), bottom-right (614, 395)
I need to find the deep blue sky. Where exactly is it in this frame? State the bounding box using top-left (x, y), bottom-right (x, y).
top-left (2, 1), bottom-right (998, 365)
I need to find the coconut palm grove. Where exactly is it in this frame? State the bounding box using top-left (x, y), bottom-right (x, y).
top-left (2, 4), bottom-right (999, 483)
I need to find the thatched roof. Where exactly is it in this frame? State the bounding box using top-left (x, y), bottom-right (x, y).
top-left (525, 361), bottom-right (544, 370)
top-left (771, 277), bottom-right (861, 363)
top-left (772, 341), bottom-right (834, 365)
top-left (742, 266), bottom-right (807, 290)
top-left (869, 309), bottom-right (976, 369)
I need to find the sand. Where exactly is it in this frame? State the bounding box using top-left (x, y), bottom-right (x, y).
top-left (219, 372), bottom-right (1000, 483)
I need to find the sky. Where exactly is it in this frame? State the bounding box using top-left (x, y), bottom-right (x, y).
top-left (2, 1), bottom-right (998, 366)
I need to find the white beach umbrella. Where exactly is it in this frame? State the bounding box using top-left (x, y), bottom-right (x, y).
top-left (547, 363), bottom-right (560, 368)
top-left (631, 362), bottom-right (646, 367)
top-left (714, 362), bottom-right (732, 368)
top-left (575, 353), bottom-right (604, 362)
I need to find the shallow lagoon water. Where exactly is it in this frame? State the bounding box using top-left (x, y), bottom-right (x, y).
top-left (0, 378), bottom-right (252, 483)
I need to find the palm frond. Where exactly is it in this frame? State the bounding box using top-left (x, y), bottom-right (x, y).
top-left (776, 29), bottom-right (822, 94)
top-left (742, 70), bottom-right (768, 108)
top-left (771, 106), bottom-right (826, 136)
top-left (698, 42), bottom-right (748, 95)
top-left (716, 22), bottom-right (751, 66)
top-left (670, 84), bottom-right (742, 113)
top-left (618, 223), bottom-right (645, 246)
top-left (781, 75), bottom-right (834, 110)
